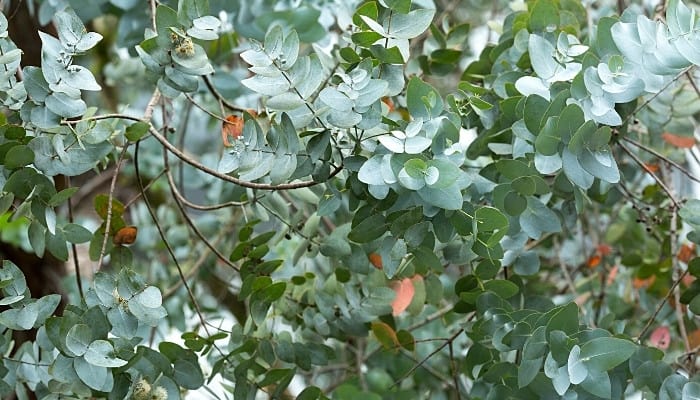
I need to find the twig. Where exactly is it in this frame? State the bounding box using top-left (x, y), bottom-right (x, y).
top-left (638, 268), bottom-right (689, 341)
top-left (673, 235), bottom-right (692, 354)
top-left (553, 237), bottom-right (578, 295)
top-left (65, 175), bottom-right (84, 302)
top-left (135, 140), bottom-right (216, 343)
top-left (356, 338), bottom-right (367, 391)
top-left (62, 113), bottom-right (144, 124)
top-left (96, 90), bottom-right (162, 271)
top-left (184, 93), bottom-right (229, 122)
top-left (621, 136), bottom-right (700, 184)
top-left (625, 66), bottom-right (693, 125)
top-left (406, 304), bottom-right (455, 331)
top-left (164, 153), bottom-right (239, 271)
top-left (202, 75), bottom-right (248, 113)
top-left (663, 163), bottom-right (693, 357)
top-left (685, 70), bottom-right (700, 99)
top-left (165, 163), bottom-right (247, 210)
top-left (617, 141), bottom-right (681, 209)
top-left (123, 168), bottom-right (168, 209)
top-left (449, 340), bottom-right (462, 400)
top-left (161, 226), bottom-right (235, 300)
top-left (389, 328), bottom-right (464, 389)
top-left (95, 144), bottom-right (129, 272)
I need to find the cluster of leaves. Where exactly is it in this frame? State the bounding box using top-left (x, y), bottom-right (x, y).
top-left (0, 0), bottom-right (700, 399)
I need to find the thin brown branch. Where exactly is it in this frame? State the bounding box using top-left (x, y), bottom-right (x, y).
top-left (95, 144), bottom-right (129, 272)
top-left (626, 66), bottom-right (693, 125)
top-left (123, 168), bottom-right (168, 210)
top-left (147, 125), bottom-right (343, 190)
top-left (65, 175), bottom-right (84, 302)
top-left (161, 226), bottom-right (235, 300)
top-left (638, 267), bottom-right (689, 341)
top-left (134, 140), bottom-right (217, 346)
top-left (621, 136), bottom-right (700, 184)
top-left (617, 141), bottom-right (681, 209)
top-left (164, 153), bottom-right (239, 271)
top-left (449, 340), bottom-right (462, 400)
top-left (389, 328), bottom-right (464, 389)
top-left (202, 75), bottom-right (248, 113)
top-left (184, 93), bottom-right (229, 123)
top-left (685, 70), bottom-right (700, 99)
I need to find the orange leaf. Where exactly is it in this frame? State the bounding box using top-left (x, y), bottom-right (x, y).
top-left (648, 326), bottom-right (671, 350)
top-left (677, 243), bottom-right (696, 263)
top-left (371, 321), bottom-right (399, 350)
top-left (381, 97), bottom-right (395, 112)
top-left (606, 265), bottom-right (618, 286)
top-left (114, 226), bottom-right (138, 245)
top-left (391, 277), bottom-right (415, 316)
top-left (643, 163), bottom-right (659, 173)
top-left (368, 253), bottom-right (383, 269)
top-left (596, 244), bottom-right (612, 256)
top-left (661, 132), bottom-right (695, 148)
top-left (633, 275), bottom-right (656, 289)
top-left (587, 254), bottom-right (601, 268)
top-left (222, 115), bottom-right (244, 147)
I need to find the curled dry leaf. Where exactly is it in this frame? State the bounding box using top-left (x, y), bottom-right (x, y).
top-left (114, 226), bottom-right (138, 245)
top-left (391, 277), bottom-right (415, 316)
top-left (677, 243), bottom-right (696, 264)
top-left (222, 115), bottom-right (244, 147)
top-left (368, 252), bottom-right (383, 269)
top-left (633, 274), bottom-right (656, 289)
top-left (648, 326), bottom-right (671, 350)
top-left (661, 132), bottom-right (695, 148)
top-left (586, 254), bottom-right (601, 268)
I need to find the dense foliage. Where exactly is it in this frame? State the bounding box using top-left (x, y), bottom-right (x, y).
top-left (0, 0), bottom-right (700, 398)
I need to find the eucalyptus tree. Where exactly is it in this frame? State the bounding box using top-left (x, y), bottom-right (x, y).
top-left (0, 0), bottom-right (699, 398)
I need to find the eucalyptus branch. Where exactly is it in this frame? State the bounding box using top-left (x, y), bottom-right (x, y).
top-left (275, 60), bottom-right (329, 132)
top-left (663, 165), bottom-right (693, 357)
top-left (62, 113), bottom-right (145, 124)
top-left (684, 69), bottom-right (700, 99)
top-left (147, 125), bottom-right (343, 190)
top-left (166, 173), bottom-right (248, 210)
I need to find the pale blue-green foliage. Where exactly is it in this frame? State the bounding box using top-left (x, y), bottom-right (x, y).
top-left (515, 0), bottom-right (700, 128)
top-left (20, 8), bottom-right (102, 129)
top-left (319, 59), bottom-right (388, 128)
top-left (218, 114), bottom-right (301, 184)
top-left (136, 2), bottom-right (219, 97)
top-left (515, 32), bottom-right (586, 100)
top-left (241, 24), bottom-right (327, 126)
top-left (0, 262), bottom-right (184, 396)
top-left (637, 78), bottom-right (700, 136)
top-left (0, 13), bottom-right (25, 110)
top-left (357, 7), bottom-right (435, 61)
